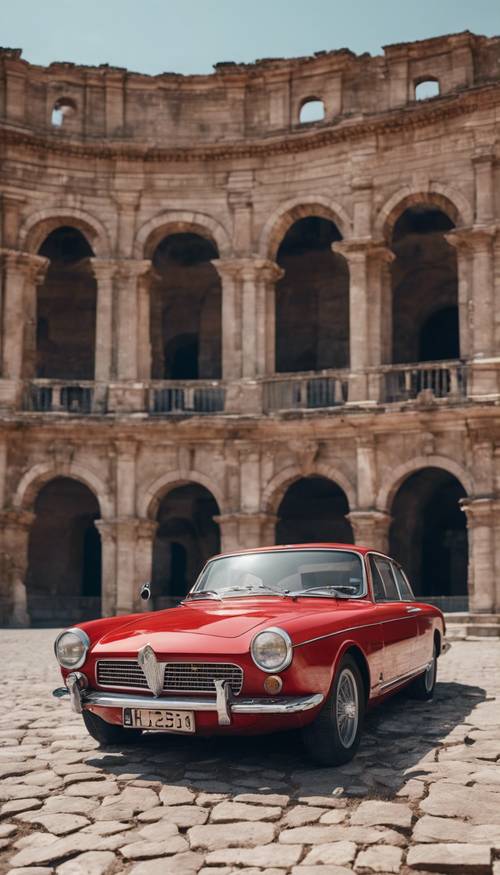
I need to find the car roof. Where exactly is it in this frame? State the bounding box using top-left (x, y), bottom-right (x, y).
top-left (212, 543), bottom-right (379, 559)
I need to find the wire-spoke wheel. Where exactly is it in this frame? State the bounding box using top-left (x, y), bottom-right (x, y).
top-left (301, 654), bottom-right (365, 766)
top-left (335, 667), bottom-right (359, 748)
top-left (409, 640), bottom-right (438, 700)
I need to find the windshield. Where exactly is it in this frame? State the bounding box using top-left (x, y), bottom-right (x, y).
top-left (191, 550), bottom-right (365, 599)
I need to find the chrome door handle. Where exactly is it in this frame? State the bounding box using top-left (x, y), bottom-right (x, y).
top-left (406, 606), bottom-right (422, 613)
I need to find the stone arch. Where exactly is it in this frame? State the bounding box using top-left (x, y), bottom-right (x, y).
top-left (138, 469), bottom-right (226, 521)
top-left (262, 464), bottom-right (356, 516)
top-left (13, 462), bottom-right (113, 519)
top-left (19, 208), bottom-right (111, 257)
top-left (258, 196), bottom-right (353, 260)
top-left (134, 211), bottom-right (231, 259)
top-left (374, 184), bottom-right (473, 241)
top-left (376, 455), bottom-right (471, 513)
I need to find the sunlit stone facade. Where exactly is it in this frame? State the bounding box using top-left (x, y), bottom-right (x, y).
top-left (1, 31), bottom-right (500, 625)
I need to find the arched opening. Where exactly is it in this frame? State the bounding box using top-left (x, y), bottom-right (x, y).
top-left (276, 217), bottom-right (348, 373)
top-left (26, 477), bottom-right (101, 626)
top-left (152, 483), bottom-right (220, 606)
top-left (299, 99), bottom-right (325, 124)
top-left (36, 226), bottom-right (96, 379)
top-left (391, 205), bottom-right (459, 364)
top-left (415, 79), bottom-right (440, 101)
top-left (389, 467), bottom-right (468, 611)
top-left (51, 97), bottom-right (77, 127)
top-left (150, 233), bottom-right (221, 380)
top-left (276, 476), bottom-right (353, 544)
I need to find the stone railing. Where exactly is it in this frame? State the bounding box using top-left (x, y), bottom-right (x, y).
top-left (380, 360), bottom-right (467, 404)
top-left (24, 379), bottom-right (97, 414)
top-left (148, 380), bottom-right (226, 415)
top-left (262, 370), bottom-right (349, 412)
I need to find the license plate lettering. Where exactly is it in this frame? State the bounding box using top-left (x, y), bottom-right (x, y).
top-left (123, 708), bottom-right (195, 733)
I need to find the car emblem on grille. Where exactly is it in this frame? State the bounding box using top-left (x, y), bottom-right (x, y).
top-left (137, 644), bottom-right (165, 697)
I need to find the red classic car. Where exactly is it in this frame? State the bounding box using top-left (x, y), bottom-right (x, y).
top-left (53, 544), bottom-right (448, 765)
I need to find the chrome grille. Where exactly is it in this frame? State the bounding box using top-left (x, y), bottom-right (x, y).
top-left (96, 660), bottom-right (243, 695)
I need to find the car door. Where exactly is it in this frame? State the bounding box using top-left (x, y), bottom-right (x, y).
top-left (391, 562), bottom-right (433, 667)
top-left (368, 554), bottom-right (419, 689)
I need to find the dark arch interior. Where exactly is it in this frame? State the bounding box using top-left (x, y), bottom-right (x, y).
top-left (391, 205), bottom-right (459, 364)
top-left (26, 476), bottom-right (101, 625)
top-left (276, 217), bottom-right (348, 373)
top-left (389, 467), bottom-right (468, 606)
top-left (36, 226), bottom-right (96, 379)
top-left (276, 475), bottom-right (353, 545)
top-left (150, 233), bottom-right (221, 380)
top-left (152, 483), bottom-right (220, 602)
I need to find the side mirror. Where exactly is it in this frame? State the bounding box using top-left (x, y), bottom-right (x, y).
top-left (140, 581), bottom-right (151, 601)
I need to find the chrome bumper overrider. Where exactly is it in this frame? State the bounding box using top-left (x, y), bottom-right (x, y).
top-left (53, 674), bottom-right (324, 726)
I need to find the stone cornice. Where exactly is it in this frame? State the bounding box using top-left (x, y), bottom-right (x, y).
top-left (1, 82), bottom-right (499, 165)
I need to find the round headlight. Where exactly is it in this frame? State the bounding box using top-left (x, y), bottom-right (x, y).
top-left (54, 628), bottom-right (89, 669)
top-left (251, 627), bottom-right (292, 673)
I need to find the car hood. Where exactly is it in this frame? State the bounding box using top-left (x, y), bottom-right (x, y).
top-left (91, 598), bottom-right (322, 657)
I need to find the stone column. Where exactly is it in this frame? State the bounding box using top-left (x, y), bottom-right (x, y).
top-left (347, 511), bottom-right (391, 553)
top-left (90, 258), bottom-right (118, 382)
top-left (0, 192), bottom-right (26, 250)
top-left (134, 519), bottom-right (158, 612)
top-left (115, 260), bottom-right (152, 380)
top-left (212, 259), bottom-right (243, 381)
top-left (473, 150), bottom-right (495, 226)
top-left (332, 240), bottom-right (394, 403)
top-left (446, 226), bottom-right (496, 396)
top-left (0, 510), bottom-right (35, 626)
top-left (0, 250), bottom-right (48, 388)
top-left (95, 520), bottom-right (118, 617)
top-left (215, 513), bottom-right (278, 552)
top-left (460, 497), bottom-right (499, 613)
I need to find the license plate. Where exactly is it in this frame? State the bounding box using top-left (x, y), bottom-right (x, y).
top-left (123, 708), bottom-right (195, 733)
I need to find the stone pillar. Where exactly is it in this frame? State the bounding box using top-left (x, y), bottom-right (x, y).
top-left (0, 250), bottom-right (48, 389)
top-left (0, 192), bottom-right (26, 250)
top-left (135, 519), bottom-right (158, 612)
top-left (347, 511), bottom-right (391, 554)
top-left (460, 498), bottom-right (499, 613)
top-left (473, 150), bottom-right (495, 225)
top-left (90, 258), bottom-right (118, 382)
top-left (0, 510), bottom-right (34, 626)
top-left (215, 513), bottom-right (277, 552)
top-left (211, 259), bottom-right (243, 381)
top-left (332, 240), bottom-right (394, 403)
top-left (95, 520), bottom-right (118, 617)
top-left (227, 173), bottom-right (254, 255)
top-left (446, 226), bottom-right (497, 396)
top-left (115, 260), bottom-right (152, 380)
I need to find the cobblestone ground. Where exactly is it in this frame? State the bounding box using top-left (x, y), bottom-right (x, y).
top-left (0, 632), bottom-right (499, 875)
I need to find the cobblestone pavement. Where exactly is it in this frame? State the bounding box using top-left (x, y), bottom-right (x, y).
top-left (0, 632), bottom-right (499, 875)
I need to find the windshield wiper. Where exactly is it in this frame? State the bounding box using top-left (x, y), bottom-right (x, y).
top-left (293, 585), bottom-right (359, 599)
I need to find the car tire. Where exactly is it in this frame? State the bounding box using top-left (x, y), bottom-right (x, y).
top-left (408, 641), bottom-right (438, 701)
top-left (82, 710), bottom-right (142, 746)
top-left (301, 654), bottom-right (365, 766)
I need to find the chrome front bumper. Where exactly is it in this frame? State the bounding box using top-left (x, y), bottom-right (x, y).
top-left (53, 674), bottom-right (324, 727)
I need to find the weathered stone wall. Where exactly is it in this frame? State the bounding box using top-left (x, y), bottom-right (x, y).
top-left (0, 30), bottom-right (500, 623)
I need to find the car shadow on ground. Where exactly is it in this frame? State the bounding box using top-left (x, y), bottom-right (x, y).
top-left (87, 679), bottom-right (486, 799)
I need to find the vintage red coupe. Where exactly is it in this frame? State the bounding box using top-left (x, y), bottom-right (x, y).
top-left (53, 544), bottom-right (447, 765)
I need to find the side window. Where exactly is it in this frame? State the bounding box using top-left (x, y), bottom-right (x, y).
top-left (392, 564), bottom-right (415, 601)
top-left (369, 555), bottom-right (386, 601)
top-left (374, 557), bottom-right (400, 601)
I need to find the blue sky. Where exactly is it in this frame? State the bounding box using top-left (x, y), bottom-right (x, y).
top-left (1, 0), bottom-right (499, 75)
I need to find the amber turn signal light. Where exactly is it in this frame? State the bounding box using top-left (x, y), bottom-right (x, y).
top-left (263, 675), bottom-right (283, 694)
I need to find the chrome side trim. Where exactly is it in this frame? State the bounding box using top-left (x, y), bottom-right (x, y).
top-left (295, 614), bottom-right (417, 649)
top-left (79, 688), bottom-right (324, 720)
top-left (379, 661), bottom-right (431, 692)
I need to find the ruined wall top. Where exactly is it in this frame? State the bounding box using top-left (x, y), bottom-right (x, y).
top-left (0, 31), bottom-right (499, 152)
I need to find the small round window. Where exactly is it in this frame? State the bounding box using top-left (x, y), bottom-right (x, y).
top-left (51, 97), bottom-right (77, 127)
top-left (299, 99), bottom-right (325, 124)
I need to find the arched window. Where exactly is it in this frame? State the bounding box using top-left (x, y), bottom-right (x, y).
top-left (299, 99), bottom-right (325, 124)
top-left (391, 205), bottom-right (459, 364)
top-left (276, 476), bottom-right (353, 545)
top-left (51, 97), bottom-right (77, 127)
top-left (276, 216), bottom-right (348, 372)
top-left (414, 79), bottom-right (440, 101)
top-left (150, 233), bottom-right (221, 380)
